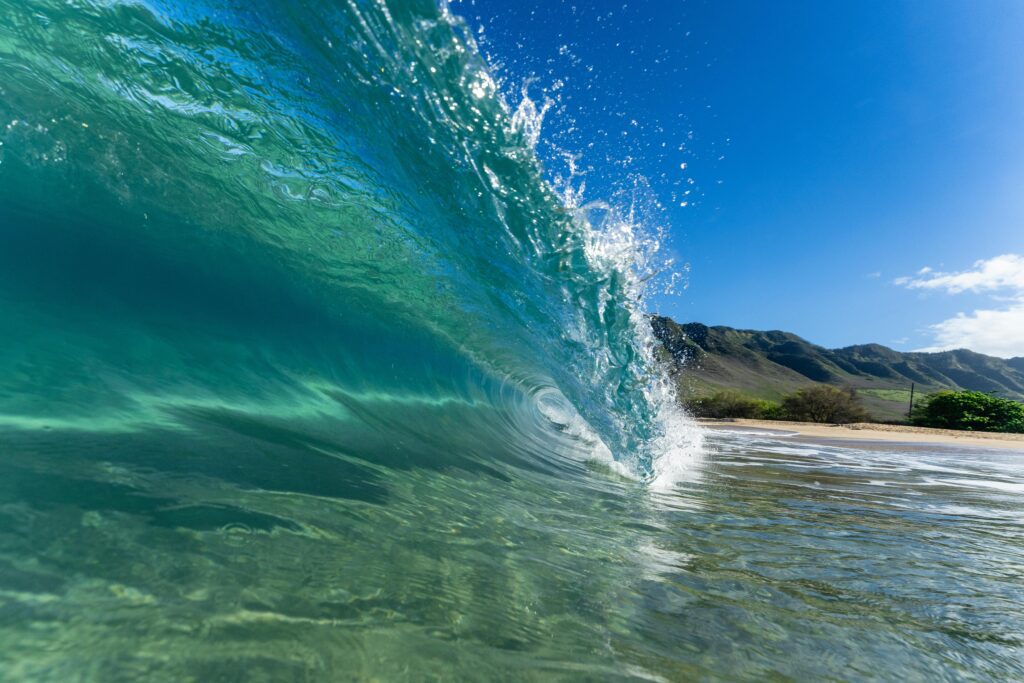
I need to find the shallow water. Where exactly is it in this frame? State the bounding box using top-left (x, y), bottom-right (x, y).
top-left (2, 427), bottom-right (1023, 681)
top-left (2, 0), bottom-right (1023, 680)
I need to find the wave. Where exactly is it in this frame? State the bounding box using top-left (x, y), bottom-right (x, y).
top-left (0, 0), bottom-right (699, 480)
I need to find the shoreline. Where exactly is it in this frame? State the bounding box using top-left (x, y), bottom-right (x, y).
top-left (699, 418), bottom-right (1024, 451)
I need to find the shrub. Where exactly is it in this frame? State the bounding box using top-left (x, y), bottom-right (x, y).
top-left (780, 385), bottom-right (869, 424)
top-left (759, 402), bottom-right (787, 420)
top-left (684, 390), bottom-right (783, 419)
top-left (911, 390), bottom-right (1024, 433)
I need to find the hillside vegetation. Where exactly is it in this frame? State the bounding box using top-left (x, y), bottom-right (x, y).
top-left (651, 317), bottom-right (1024, 422)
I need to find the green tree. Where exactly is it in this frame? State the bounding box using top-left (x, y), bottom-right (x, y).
top-left (911, 390), bottom-right (1024, 433)
top-left (684, 390), bottom-right (782, 419)
top-left (781, 386), bottom-right (869, 424)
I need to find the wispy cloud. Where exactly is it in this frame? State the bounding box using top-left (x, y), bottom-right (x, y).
top-left (894, 254), bottom-right (1024, 294)
top-left (895, 254), bottom-right (1024, 358)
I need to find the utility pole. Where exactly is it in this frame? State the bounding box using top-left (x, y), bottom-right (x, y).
top-left (907, 382), bottom-right (915, 420)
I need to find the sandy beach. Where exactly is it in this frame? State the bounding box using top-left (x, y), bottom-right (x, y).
top-left (699, 418), bottom-right (1024, 451)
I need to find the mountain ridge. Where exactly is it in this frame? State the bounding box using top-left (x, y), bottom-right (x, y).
top-left (651, 317), bottom-right (1024, 420)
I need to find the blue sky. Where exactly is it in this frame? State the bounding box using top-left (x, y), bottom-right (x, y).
top-left (461, 0), bottom-right (1024, 357)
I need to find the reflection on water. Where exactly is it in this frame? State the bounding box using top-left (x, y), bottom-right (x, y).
top-left (2, 426), bottom-right (1022, 681)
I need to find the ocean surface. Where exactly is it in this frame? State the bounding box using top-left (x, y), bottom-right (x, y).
top-left (1, 1), bottom-right (1023, 680)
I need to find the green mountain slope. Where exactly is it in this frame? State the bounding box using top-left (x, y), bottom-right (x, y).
top-left (651, 317), bottom-right (1024, 421)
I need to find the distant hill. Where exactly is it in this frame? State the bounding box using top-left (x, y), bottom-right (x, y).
top-left (651, 317), bottom-right (1024, 421)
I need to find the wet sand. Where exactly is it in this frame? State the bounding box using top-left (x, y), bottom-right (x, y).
top-left (699, 418), bottom-right (1024, 451)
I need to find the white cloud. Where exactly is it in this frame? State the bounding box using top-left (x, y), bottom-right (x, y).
top-left (894, 253), bottom-right (1024, 294)
top-left (916, 303), bottom-right (1024, 358)
top-left (895, 254), bottom-right (1024, 358)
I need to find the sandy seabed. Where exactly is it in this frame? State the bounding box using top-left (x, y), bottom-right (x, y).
top-left (699, 418), bottom-right (1024, 451)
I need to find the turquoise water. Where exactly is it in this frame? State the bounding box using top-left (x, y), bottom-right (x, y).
top-left (1, 1), bottom-right (1023, 680)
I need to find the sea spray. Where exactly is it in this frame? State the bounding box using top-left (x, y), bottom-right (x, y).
top-left (504, 81), bottom-right (704, 481)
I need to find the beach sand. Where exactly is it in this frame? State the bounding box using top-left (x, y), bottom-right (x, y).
top-left (699, 418), bottom-right (1024, 451)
